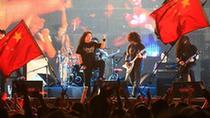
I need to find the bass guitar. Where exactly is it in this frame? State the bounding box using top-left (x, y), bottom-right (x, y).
top-left (178, 53), bottom-right (199, 72)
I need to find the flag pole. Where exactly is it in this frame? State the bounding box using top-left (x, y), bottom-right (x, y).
top-left (22, 20), bottom-right (58, 83)
top-left (152, 37), bottom-right (179, 75)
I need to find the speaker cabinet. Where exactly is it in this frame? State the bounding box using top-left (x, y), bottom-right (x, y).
top-left (94, 80), bottom-right (129, 96)
top-left (172, 81), bottom-right (202, 98)
top-left (157, 77), bottom-right (175, 96)
top-left (12, 80), bottom-right (43, 97)
top-left (156, 70), bottom-right (177, 96)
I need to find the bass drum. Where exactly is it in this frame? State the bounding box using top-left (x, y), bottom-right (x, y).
top-left (72, 64), bottom-right (80, 74)
top-left (70, 64), bottom-right (84, 86)
top-left (72, 75), bottom-right (84, 86)
top-left (107, 73), bottom-right (118, 81)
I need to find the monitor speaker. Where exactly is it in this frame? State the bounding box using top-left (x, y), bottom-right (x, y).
top-left (156, 71), bottom-right (177, 96)
top-left (12, 80), bottom-right (43, 97)
top-left (172, 81), bottom-right (203, 98)
top-left (157, 77), bottom-right (175, 96)
top-left (94, 80), bottom-right (129, 97)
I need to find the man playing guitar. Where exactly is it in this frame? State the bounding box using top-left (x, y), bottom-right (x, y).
top-left (176, 35), bottom-right (198, 82)
top-left (124, 32), bottom-right (145, 97)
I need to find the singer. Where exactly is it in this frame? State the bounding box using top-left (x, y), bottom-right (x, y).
top-left (76, 31), bottom-right (106, 98)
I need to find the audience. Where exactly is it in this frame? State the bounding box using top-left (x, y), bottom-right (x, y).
top-left (1, 80), bottom-right (210, 118)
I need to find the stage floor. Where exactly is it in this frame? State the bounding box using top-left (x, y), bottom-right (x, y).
top-left (43, 85), bottom-right (157, 98)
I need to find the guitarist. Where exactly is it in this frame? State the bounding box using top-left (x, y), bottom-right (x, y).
top-left (124, 32), bottom-right (145, 97)
top-left (176, 35), bottom-right (198, 82)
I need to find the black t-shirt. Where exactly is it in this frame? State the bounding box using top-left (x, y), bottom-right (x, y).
top-left (76, 42), bottom-right (101, 66)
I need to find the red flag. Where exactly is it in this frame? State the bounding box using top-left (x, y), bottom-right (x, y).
top-left (0, 20), bottom-right (42, 77)
top-left (150, 0), bottom-right (209, 44)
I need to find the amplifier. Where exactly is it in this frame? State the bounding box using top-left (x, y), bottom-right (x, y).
top-left (12, 80), bottom-right (43, 97)
top-left (154, 62), bottom-right (177, 70)
top-left (94, 80), bottom-right (129, 96)
top-left (156, 69), bottom-right (178, 96)
top-left (172, 81), bottom-right (203, 98)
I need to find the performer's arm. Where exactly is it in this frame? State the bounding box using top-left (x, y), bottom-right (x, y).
top-left (176, 57), bottom-right (185, 66)
top-left (76, 44), bottom-right (83, 65)
top-left (77, 54), bottom-right (83, 65)
top-left (137, 49), bottom-right (145, 59)
top-left (138, 53), bottom-right (144, 59)
top-left (176, 46), bottom-right (185, 65)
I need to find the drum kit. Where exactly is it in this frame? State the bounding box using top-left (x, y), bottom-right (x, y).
top-left (56, 48), bottom-right (83, 86)
top-left (107, 49), bottom-right (124, 81)
top-left (56, 48), bottom-right (123, 86)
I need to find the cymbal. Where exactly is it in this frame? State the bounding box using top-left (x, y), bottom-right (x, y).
top-left (113, 68), bottom-right (123, 72)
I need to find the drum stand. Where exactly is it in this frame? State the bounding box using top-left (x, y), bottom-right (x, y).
top-left (68, 65), bottom-right (83, 86)
top-left (107, 55), bottom-right (123, 81)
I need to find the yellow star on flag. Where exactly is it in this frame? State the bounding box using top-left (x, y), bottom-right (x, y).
top-left (182, 0), bottom-right (190, 8)
top-left (12, 32), bottom-right (22, 42)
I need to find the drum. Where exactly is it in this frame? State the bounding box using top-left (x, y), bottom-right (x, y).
top-left (69, 64), bottom-right (84, 86)
top-left (68, 54), bottom-right (80, 66)
top-left (72, 75), bottom-right (83, 86)
top-left (72, 64), bottom-right (80, 74)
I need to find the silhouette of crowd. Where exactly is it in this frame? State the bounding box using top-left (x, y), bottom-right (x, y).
top-left (1, 80), bottom-right (210, 118)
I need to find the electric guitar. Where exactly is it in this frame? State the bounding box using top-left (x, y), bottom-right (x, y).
top-left (178, 53), bottom-right (199, 72)
top-left (122, 49), bottom-right (146, 83)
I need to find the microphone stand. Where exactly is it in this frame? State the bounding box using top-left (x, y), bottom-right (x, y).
top-left (42, 56), bottom-right (57, 84)
top-left (152, 46), bottom-right (173, 74)
top-left (40, 55), bottom-right (57, 97)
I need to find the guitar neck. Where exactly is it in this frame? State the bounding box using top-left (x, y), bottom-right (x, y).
top-left (185, 54), bottom-right (197, 64)
top-left (131, 50), bottom-right (145, 62)
top-left (131, 54), bottom-right (139, 62)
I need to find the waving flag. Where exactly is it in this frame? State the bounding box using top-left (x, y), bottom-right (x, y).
top-left (0, 20), bottom-right (42, 77)
top-left (150, 0), bottom-right (209, 44)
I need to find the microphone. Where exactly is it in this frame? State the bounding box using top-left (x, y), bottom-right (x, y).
top-left (102, 34), bottom-right (106, 42)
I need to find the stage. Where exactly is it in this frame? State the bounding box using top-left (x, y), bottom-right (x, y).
top-left (43, 85), bottom-right (157, 98)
